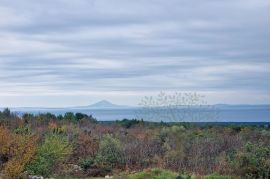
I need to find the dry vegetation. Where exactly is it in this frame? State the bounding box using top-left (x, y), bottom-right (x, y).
top-left (0, 108), bottom-right (269, 178)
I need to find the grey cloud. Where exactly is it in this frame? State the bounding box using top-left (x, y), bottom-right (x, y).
top-left (0, 0), bottom-right (270, 105)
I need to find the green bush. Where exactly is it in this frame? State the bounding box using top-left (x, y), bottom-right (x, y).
top-left (14, 125), bottom-right (31, 135)
top-left (26, 134), bottom-right (72, 177)
top-left (79, 158), bottom-right (94, 171)
top-left (95, 134), bottom-right (125, 168)
top-left (232, 142), bottom-right (270, 178)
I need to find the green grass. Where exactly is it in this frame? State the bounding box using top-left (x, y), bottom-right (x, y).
top-left (57, 177), bottom-right (105, 179)
top-left (57, 170), bottom-right (235, 179)
top-left (203, 174), bottom-right (233, 179)
top-left (124, 169), bottom-right (234, 179)
top-left (125, 168), bottom-right (189, 179)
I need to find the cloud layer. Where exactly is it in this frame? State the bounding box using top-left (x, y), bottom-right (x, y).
top-left (0, 0), bottom-right (270, 106)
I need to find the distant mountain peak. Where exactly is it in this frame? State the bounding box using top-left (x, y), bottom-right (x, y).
top-left (87, 100), bottom-right (126, 108)
top-left (92, 100), bottom-right (113, 106)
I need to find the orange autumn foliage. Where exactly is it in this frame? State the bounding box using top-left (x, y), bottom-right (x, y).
top-left (72, 132), bottom-right (99, 161)
top-left (0, 126), bottom-right (37, 178)
top-left (48, 120), bottom-right (58, 130)
top-left (0, 126), bottom-right (11, 154)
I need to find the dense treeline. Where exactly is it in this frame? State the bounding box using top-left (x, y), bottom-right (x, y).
top-left (0, 108), bottom-right (269, 178)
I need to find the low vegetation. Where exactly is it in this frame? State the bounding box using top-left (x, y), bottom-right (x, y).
top-left (0, 108), bottom-right (269, 178)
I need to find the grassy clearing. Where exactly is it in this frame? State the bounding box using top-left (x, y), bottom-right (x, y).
top-left (126, 168), bottom-right (179, 179)
top-left (124, 169), bottom-right (234, 179)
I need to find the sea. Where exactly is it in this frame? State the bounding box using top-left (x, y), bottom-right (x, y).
top-left (6, 105), bottom-right (270, 122)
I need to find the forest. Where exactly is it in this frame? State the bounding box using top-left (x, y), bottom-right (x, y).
top-left (0, 108), bottom-right (269, 179)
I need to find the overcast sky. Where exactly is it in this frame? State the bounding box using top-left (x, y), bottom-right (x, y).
top-left (0, 0), bottom-right (270, 107)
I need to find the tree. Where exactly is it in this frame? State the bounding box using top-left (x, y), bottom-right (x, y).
top-left (73, 131), bottom-right (99, 161)
top-left (76, 113), bottom-right (97, 123)
top-left (0, 108), bottom-right (15, 120)
top-left (0, 126), bottom-right (37, 178)
top-left (57, 114), bottom-right (64, 120)
top-left (22, 113), bottom-right (35, 121)
top-left (27, 134), bottom-right (72, 177)
top-left (64, 112), bottom-right (76, 122)
top-left (232, 142), bottom-right (270, 178)
top-left (75, 113), bottom-right (88, 121)
top-left (2, 108), bottom-right (11, 118)
top-left (96, 134), bottom-right (125, 168)
top-left (117, 119), bottom-right (142, 128)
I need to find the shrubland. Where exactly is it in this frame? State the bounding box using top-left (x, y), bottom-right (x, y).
top-left (0, 108), bottom-right (269, 178)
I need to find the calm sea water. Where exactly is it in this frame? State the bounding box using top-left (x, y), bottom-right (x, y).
top-left (13, 106), bottom-right (270, 122)
top-left (79, 108), bottom-right (270, 122)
